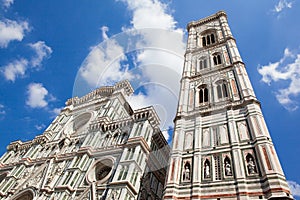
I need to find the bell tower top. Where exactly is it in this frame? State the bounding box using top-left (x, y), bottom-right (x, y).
top-left (187, 10), bottom-right (227, 29)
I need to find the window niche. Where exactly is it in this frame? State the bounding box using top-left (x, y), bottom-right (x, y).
top-left (203, 158), bottom-right (211, 180)
top-left (182, 159), bottom-right (192, 182)
top-left (223, 156), bottom-right (233, 177)
top-left (244, 151), bottom-right (258, 176)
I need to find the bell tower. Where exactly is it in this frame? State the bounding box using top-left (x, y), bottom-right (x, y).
top-left (164, 11), bottom-right (293, 200)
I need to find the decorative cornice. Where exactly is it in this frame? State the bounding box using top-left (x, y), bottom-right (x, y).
top-left (187, 11), bottom-right (227, 30)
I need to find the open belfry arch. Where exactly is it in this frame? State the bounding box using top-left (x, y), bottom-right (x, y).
top-left (163, 11), bottom-right (293, 200)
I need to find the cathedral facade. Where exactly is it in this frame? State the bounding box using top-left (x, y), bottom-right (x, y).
top-left (0, 80), bottom-right (169, 200)
top-left (163, 11), bottom-right (293, 200)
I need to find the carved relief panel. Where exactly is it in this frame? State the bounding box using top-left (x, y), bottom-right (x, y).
top-left (202, 128), bottom-right (211, 148)
top-left (237, 120), bottom-right (250, 141)
top-left (184, 131), bottom-right (193, 150)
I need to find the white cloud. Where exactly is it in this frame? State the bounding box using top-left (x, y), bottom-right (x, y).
top-left (288, 181), bottom-right (300, 197)
top-left (35, 124), bottom-right (46, 131)
top-left (51, 107), bottom-right (63, 116)
top-left (101, 26), bottom-right (109, 40)
top-left (26, 83), bottom-right (49, 108)
top-left (1, 58), bottom-right (28, 81)
top-left (29, 41), bottom-right (52, 68)
top-left (1, 41), bottom-right (52, 82)
top-left (161, 130), bottom-right (170, 141)
top-left (121, 0), bottom-right (176, 30)
top-left (76, 0), bottom-right (185, 140)
top-left (2, 0), bottom-right (13, 9)
top-left (79, 38), bottom-right (131, 87)
top-left (258, 48), bottom-right (300, 111)
top-left (273, 0), bottom-right (293, 13)
top-left (0, 104), bottom-right (5, 115)
top-left (0, 19), bottom-right (29, 48)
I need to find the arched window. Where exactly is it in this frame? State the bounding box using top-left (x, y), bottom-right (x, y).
top-left (202, 37), bottom-right (206, 47)
top-left (213, 54), bottom-right (222, 65)
top-left (206, 35), bottom-right (211, 45)
top-left (199, 86), bottom-right (208, 104)
top-left (216, 81), bottom-right (229, 99)
top-left (202, 33), bottom-right (216, 47)
top-left (197, 58), bottom-right (208, 72)
top-left (211, 33), bottom-right (215, 43)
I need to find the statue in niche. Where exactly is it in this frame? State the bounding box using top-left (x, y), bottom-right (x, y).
top-left (182, 162), bottom-right (191, 181)
top-left (224, 157), bottom-right (232, 176)
top-left (246, 154), bottom-right (257, 174)
top-left (204, 160), bottom-right (210, 178)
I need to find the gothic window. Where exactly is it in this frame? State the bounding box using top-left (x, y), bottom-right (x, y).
top-left (199, 85), bottom-right (209, 104)
top-left (202, 36), bottom-right (206, 47)
top-left (224, 156), bottom-right (232, 176)
top-left (216, 80), bottom-right (229, 99)
top-left (211, 33), bottom-right (215, 43)
top-left (203, 159), bottom-right (210, 179)
top-left (246, 153), bottom-right (257, 175)
top-left (213, 54), bottom-right (222, 65)
top-left (197, 58), bottom-right (208, 72)
top-left (202, 33), bottom-right (216, 47)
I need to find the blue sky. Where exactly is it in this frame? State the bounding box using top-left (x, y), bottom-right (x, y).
top-left (1, 0), bottom-right (300, 197)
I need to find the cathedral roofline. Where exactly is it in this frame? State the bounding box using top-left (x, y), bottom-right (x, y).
top-left (65, 80), bottom-right (134, 106)
top-left (187, 10), bottom-right (227, 30)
